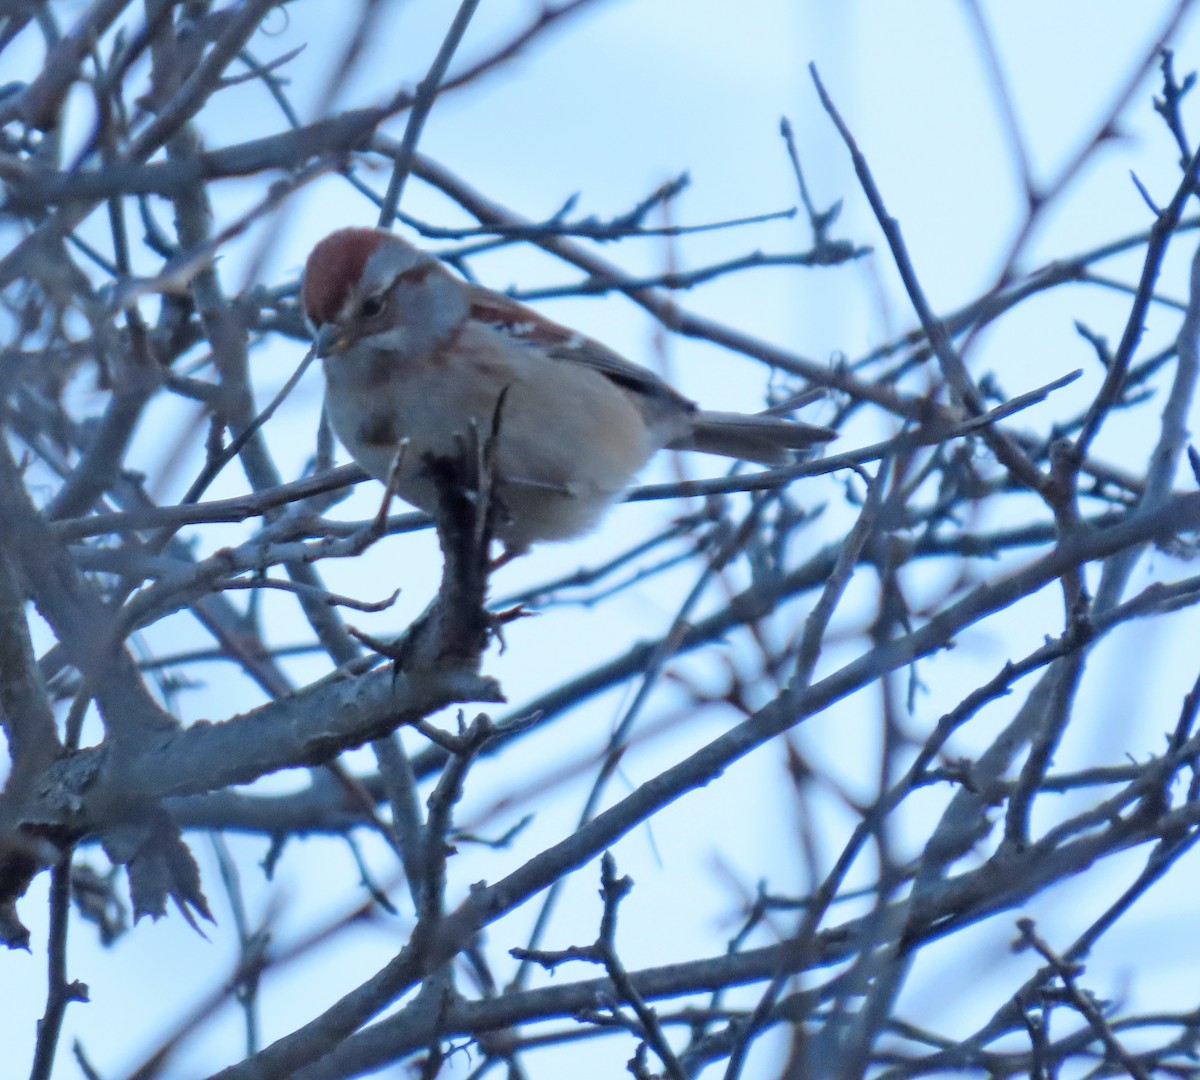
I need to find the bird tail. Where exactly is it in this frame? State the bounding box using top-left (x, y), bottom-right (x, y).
top-left (670, 411), bottom-right (836, 466)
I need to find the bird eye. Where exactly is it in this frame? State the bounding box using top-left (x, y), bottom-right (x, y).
top-left (359, 295), bottom-right (385, 319)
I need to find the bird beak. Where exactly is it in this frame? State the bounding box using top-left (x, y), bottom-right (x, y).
top-left (314, 323), bottom-right (349, 358)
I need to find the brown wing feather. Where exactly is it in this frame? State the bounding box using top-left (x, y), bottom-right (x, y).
top-left (464, 285), bottom-right (694, 411)
top-left (463, 285), bottom-right (838, 461)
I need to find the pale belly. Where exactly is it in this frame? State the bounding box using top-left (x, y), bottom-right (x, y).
top-left (323, 345), bottom-right (661, 550)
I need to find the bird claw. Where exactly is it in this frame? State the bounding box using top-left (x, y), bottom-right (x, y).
top-left (348, 600), bottom-right (529, 667)
top-left (487, 544), bottom-right (528, 572)
top-left (488, 603), bottom-right (534, 654)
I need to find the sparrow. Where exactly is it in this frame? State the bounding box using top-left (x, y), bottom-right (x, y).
top-left (302, 228), bottom-right (836, 555)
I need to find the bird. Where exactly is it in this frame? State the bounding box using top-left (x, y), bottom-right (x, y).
top-left (302, 227), bottom-right (836, 556)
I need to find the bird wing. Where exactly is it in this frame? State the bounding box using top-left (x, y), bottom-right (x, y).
top-left (463, 284), bottom-right (695, 412)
